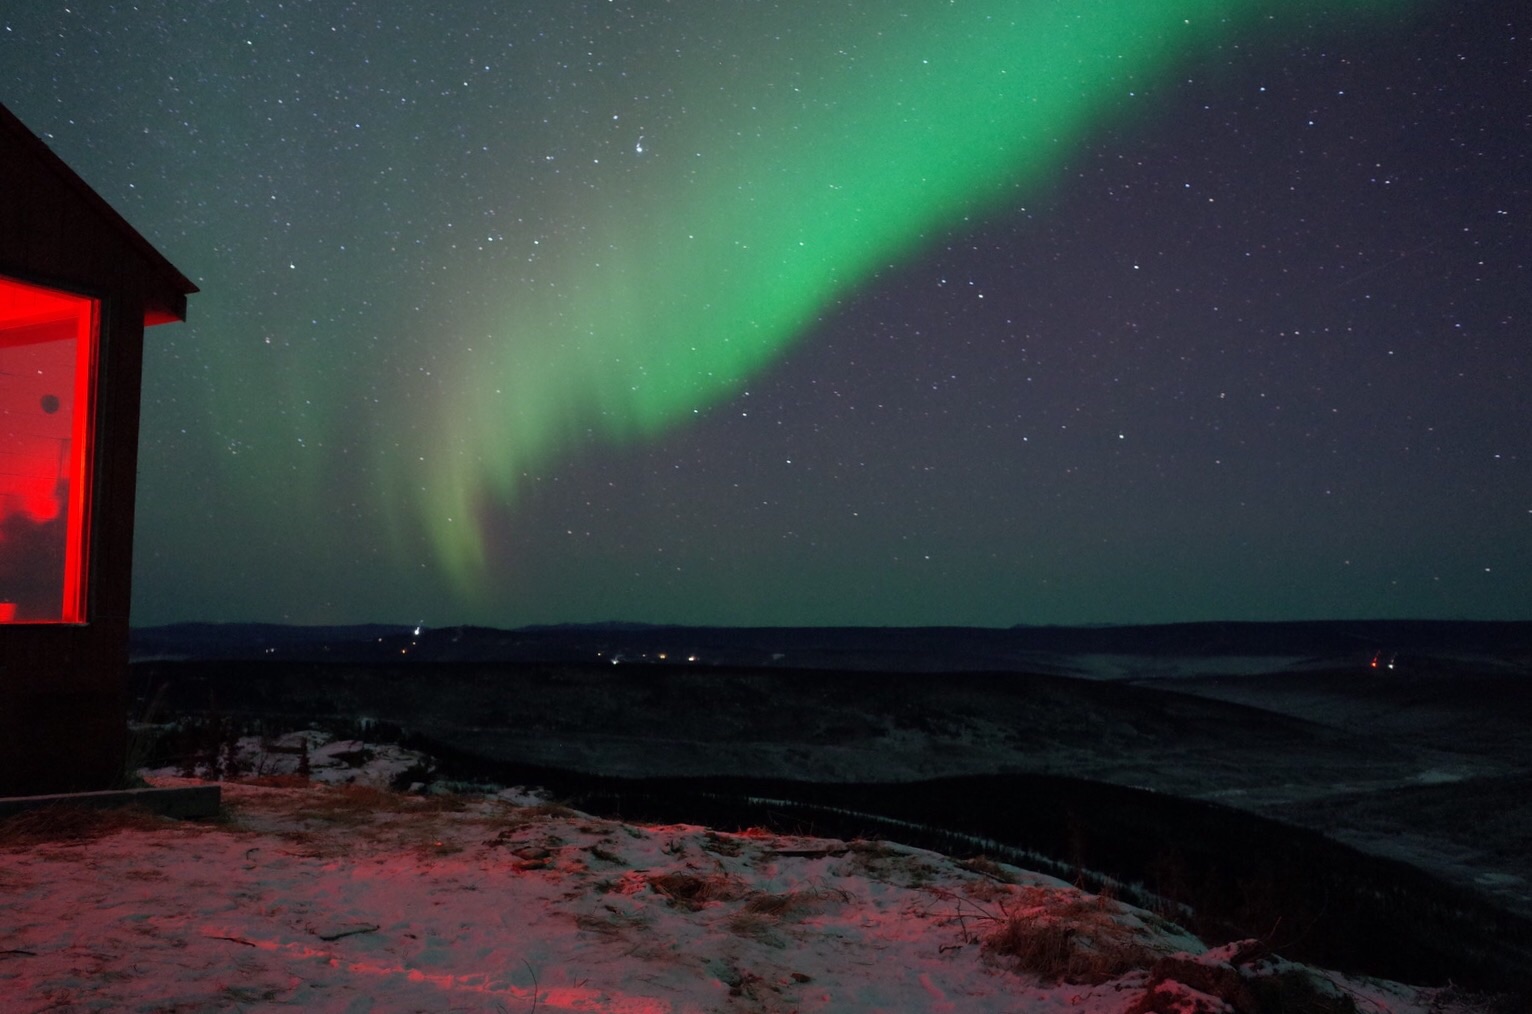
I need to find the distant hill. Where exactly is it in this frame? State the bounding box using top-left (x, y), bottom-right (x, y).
top-left (130, 622), bottom-right (416, 661)
top-left (131, 619), bottom-right (1532, 673)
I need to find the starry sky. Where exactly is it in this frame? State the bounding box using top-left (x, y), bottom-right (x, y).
top-left (3, 1), bottom-right (1527, 628)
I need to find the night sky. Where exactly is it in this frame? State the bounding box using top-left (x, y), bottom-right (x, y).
top-left (3, 1), bottom-right (1527, 628)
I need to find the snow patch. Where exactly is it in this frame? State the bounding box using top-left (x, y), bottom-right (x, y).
top-left (0, 764), bottom-right (1488, 1012)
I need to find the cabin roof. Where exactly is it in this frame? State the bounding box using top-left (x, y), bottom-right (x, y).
top-left (0, 102), bottom-right (198, 323)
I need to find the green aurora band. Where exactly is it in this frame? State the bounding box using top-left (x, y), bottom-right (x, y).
top-left (400, 0), bottom-right (1420, 598)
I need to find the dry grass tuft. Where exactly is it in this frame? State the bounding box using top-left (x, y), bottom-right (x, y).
top-left (958, 855), bottom-right (1017, 884)
top-left (648, 871), bottom-right (750, 910)
top-left (724, 911), bottom-right (780, 942)
top-left (0, 806), bottom-right (174, 849)
top-left (979, 889), bottom-right (1158, 986)
top-left (842, 840), bottom-right (943, 888)
top-left (478, 801), bottom-right (584, 839)
top-left (514, 802), bottom-right (582, 820)
top-left (984, 915), bottom-right (1156, 986)
top-left (243, 773), bottom-right (312, 789)
top-left (277, 784), bottom-right (467, 824)
top-left (727, 887), bottom-right (852, 941)
top-left (739, 892), bottom-right (808, 918)
top-left (286, 786), bottom-right (398, 826)
top-left (573, 909), bottom-right (649, 936)
top-left (220, 784), bottom-right (483, 854)
top-left (740, 886), bottom-right (851, 918)
top-left (1125, 949), bottom-right (1360, 1014)
top-left (847, 839), bottom-right (901, 858)
top-left (701, 831), bottom-right (743, 857)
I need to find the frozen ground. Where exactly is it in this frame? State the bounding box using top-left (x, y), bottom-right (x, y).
top-left (0, 744), bottom-right (1500, 1013)
top-left (1154, 660), bottom-right (1532, 918)
top-left (135, 650), bottom-right (1532, 929)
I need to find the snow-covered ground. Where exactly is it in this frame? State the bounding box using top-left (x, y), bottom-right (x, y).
top-left (0, 734), bottom-right (1498, 1012)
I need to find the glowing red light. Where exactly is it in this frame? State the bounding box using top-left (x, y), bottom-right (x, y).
top-left (0, 275), bottom-right (98, 623)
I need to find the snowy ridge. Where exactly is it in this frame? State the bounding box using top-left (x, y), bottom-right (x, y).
top-left (0, 735), bottom-right (1500, 1012)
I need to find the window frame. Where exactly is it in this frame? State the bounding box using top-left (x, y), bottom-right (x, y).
top-left (0, 272), bottom-right (101, 624)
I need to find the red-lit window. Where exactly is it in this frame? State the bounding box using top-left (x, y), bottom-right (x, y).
top-left (0, 276), bottom-right (98, 623)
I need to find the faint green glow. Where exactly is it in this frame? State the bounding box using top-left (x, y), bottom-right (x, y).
top-left (399, 0), bottom-right (1419, 595)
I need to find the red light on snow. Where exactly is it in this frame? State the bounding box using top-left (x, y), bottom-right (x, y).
top-left (0, 275), bottom-right (98, 623)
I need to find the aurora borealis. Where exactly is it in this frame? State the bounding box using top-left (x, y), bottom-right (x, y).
top-left (3, 1), bottom-right (1527, 627)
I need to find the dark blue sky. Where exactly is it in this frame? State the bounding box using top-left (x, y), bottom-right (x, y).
top-left (3, 1), bottom-right (1527, 626)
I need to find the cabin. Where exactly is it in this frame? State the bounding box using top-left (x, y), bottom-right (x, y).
top-left (0, 103), bottom-right (196, 795)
